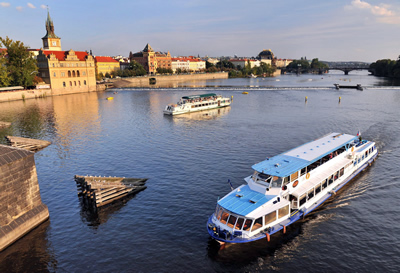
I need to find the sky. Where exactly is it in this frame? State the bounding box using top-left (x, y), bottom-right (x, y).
top-left (0, 0), bottom-right (399, 62)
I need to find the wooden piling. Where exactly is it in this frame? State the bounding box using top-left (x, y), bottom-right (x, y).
top-left (74, 175), bottom-right (148, 210)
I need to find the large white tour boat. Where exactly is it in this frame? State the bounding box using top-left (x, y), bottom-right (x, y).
top-left (163, 93), bottom-right (231, 115)
top-left (207, 132), bottom-right (378, 244)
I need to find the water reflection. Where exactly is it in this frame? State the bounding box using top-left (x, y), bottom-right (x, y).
top-left (0, 220), bottom-right (57, 273)
top-left (165, 107), bottom-right (231, 123)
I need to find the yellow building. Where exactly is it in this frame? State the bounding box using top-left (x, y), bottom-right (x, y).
top-left (94, 56), bottom-right (120, 76)
top-left (36, 11), bottom-right (96, 95)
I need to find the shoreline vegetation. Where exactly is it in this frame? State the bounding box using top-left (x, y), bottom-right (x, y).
top-left (368, 56), bottom-right (400, 78)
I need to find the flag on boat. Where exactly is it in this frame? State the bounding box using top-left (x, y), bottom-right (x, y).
top-left (357, 130), bottom-right (361, 136)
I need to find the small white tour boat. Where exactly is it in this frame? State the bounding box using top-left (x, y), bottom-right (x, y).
top-left (207, 132), bottom-right (377, 244)
top-left (163, 93), bottom-right (231, 115)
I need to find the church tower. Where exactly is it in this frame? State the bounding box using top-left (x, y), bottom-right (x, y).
top-left (42, 9), bottom-right (61, 50)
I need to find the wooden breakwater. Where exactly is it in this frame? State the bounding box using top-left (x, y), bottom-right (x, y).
top-left (0, 121), bottom-right (11, 129)
top-left (74, 175), bottom-right (148, 211)
top-left (5, 136), bottom-right (51, 152)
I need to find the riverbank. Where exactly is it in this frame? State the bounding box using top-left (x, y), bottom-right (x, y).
top-left (0, 73), bottom-right (229, 103)
top-left (111, 72), bottom-right (229, 88)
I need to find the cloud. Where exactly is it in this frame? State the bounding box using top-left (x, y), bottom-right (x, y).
top-left (345, 0), bottom-right (400, 24)
top-left (41, 4), bottom-right (47, 9)
top-left (16, 6), bottom-right (23, 11)
top-left (0, 2), bottom-right (10, 7)
top-left (27, 3), bottom-right (35, 9)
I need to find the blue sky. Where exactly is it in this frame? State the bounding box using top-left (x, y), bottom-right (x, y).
top-left (1, 0), bottom-right (399, 62)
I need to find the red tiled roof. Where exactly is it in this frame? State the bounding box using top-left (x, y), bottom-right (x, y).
top-left (42, 50), bottom-right (89, 61)
top-left (95, 56), bottom-right (119, 63)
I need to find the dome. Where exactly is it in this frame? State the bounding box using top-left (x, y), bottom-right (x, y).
top-left (257, 49), bottom-right (274, 60)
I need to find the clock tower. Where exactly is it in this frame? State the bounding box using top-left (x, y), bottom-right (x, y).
top-left (42, 9), bottom-right (61, 50)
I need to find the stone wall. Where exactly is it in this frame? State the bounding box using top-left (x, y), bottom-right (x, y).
top-left (112, 72), bottom-right (229, 88)
top-left (0, 89), bottom-right (50, 103)
top-left (0, 145), bottom-right (49, 251)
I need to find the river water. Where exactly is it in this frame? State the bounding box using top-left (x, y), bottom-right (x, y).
top-left (0, 71), bottom-right (399, 272)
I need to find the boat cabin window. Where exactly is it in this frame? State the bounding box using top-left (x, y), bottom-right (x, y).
top-left (220, 211), bottom-right (229, 224)
top-left (308, 188), bottom-right (314, 199)
top-left (299, 194), bottom-right (307, 206)
top-left (235, 217), bottom-right (245, 230)
top-left (300, 167), bottom-right (307, 176)
top-left (322, 179), bottom-right (328, 189)
top-left (339, 168), bottom-right (344, 177)
top-left (283, 176), bottom-right (290, 186)
top-left (290, 171), bottom-right (299, 182)
top-left (334, 171), bottom-right (339, 180)
top-left (328, 175), bottom-right (334, 185)
top-left (290, 195), bottom-right (298, 209)
top-left (270, 176), bottom-right (283, 188)
top-left (216, 206), bottom-right (223, 220)
top-left (243, 219), bottom-right (252, 231)
top-left (251, 217), bottom-right (263, 232)
top-left (278, 205), bottom-right (289, 219)
top-left (264, 211), bottom-right (276, 225)
top-left (227, 215), bottom-right (237, 228)
top-left (315, 184), bottom-right (321, 194)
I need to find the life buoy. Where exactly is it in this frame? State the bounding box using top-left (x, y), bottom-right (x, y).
top-left (306, 173), bottom-right (310, 179)
top-left (293, 180), bottom-right (299, 187)
top-left (351, 147), bottom-right (355, 152)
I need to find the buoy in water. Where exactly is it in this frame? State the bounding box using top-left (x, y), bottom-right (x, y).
top-left (305, 96), bottom-right (308, 102)
top-left (339, 96), bottom-right (341, 102)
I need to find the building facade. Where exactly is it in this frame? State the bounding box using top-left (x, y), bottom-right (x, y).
top-left (230, 59), bottom-right (260, 69)
top-left (94, 56), bottom-right (120, 76)
top-left (36, 11), bottom-right (96, 95)
top-left (130, 44), bottom-right (172, 74)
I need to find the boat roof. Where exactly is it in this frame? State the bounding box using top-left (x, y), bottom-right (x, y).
top-left (182, 93), bottom-right (216, 99)
top-left (252, 133), bottom-right (357, 177)
top-left (218, 185), bottom-right (275, 216)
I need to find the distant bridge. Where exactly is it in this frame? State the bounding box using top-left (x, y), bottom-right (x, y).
top-left (328, 66), bottom-right (370, 75)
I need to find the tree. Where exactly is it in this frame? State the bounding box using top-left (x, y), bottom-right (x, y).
top-left (0, 50), bottom-right (10, 87)
top-left (0, 36), bottom-right (38, 88)
top-left (129, 60), bottom-right (147, 76)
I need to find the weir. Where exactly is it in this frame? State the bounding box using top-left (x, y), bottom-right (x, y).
top-left (0, 145), bottom-right (49, 251)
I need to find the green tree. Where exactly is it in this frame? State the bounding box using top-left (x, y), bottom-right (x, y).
top-left (129, 60), bottom-right (147, 76)
top-left (0, 51), bottom-right (11, 87)
top-left (0, 36), bottom-right (38, 88)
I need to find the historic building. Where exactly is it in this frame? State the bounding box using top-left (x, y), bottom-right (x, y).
top-left (171, 57), bottom-right (205, 73)
top-left (36, 11), bottom-right (96, 95)
top-left (130, 44), bottom-right (172, 74)
top-left (229, 58), bottom-right (261, 69)
top-left (94, 56), bottom-right (120, 76)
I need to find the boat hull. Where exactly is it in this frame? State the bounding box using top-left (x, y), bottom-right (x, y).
top-left (207, 152), bottom-right (377, 244)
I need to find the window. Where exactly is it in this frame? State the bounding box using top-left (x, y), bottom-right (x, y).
top-left (322, 179), bottom-right (328, 189)
top-left (328, 175), bottom-right (334, 185)
top-left (77, 71), bottom-right (80, 77)
top-left (315, 184), bottom-right (321, 194)
top-left (74, 81), bottom-right (76, 86)
top-left (278, 205), bottom-right (289, 219)
top-left (299, 194), bottom-right (307, 206)
top-left (79, 81), bottom-right (81, 86)
top-left (339, 168), bottom-right (344, 177)
top-left (84, 80), bottom-right (86, 85)
top-left (83, 71), bottom-right (86, 76)
top-left (290, 171), bottom-right (299, 182)
top-left (220, 212), bottom-right (229, 224)
top-left (227, 215), bottom-right (237, 228)
top-left (300, 167), bottom-right (307, 176)
top-left (53, 72), bottom-right (56, 77)
top-left (63, 82), bottom-right (66, 87)
top-left (216, 207), bottom-right (223, 220)
top-left (251, 217), bottom-right (263, 232)
top-left (61, 72), bottom-right (65, 77)
top-left (72, 71), bottom-right (76, 77)
top-left (308, 188), bottom-right (314, 199)
top-left (243, 219), bottom-right (252, 231)
top-left (264, 211), bottom-right (276, 225)
top-left (68, 71), bottom-right (71, 77)
top-left (235, 217), bottom-right (244, 230)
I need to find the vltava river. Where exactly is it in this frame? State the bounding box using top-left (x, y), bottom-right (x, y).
top-left (0, 71), bottom-right (399, 272)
